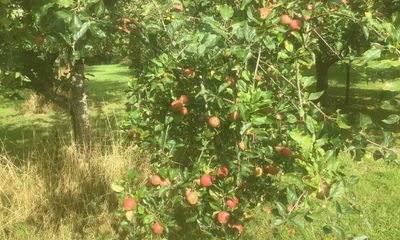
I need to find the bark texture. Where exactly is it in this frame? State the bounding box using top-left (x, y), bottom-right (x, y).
top-left (70, 59), bottom-right (91, 150)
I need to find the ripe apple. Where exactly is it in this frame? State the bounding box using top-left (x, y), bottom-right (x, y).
top-left (160, 178), bottom-right (171, 187)
top-left (180, 107), bottom-right (189, 116)
top-left (217, 211), bottom-right (230, 224)
top-left (229, 111), bottom-right (240, 122)
top-left (280, 14), bottom-right (292, 25)
top-left (150, 175), bottom-right (162, 186)
top-left (171, 100), bottom-right (183, 111)
top-left (259, 7), bottom-right (271, 20)
top-left (230, 223), bottom-right (244, 233)
top-left (255, 74), bottom-right (262, 81)
top-left (183, 68), bottom-right (195, 78)
top-left (35, 35), bottom-right (45, 45)
top-left (266, 164), bottom-right (280, 175)
top-left (238, 141), bottom-right (246, 151)
top-left (200, 174), bottom-right (213, 187)
top-left (152, 223), bottom-right (164, 234)
top-left (186, 191), bottom-right (199, 205)
top-left (172, 2), bottom-right (184, 11)
top-left (289, 19), bottom-right (303, 31)
top-left (226, 196), bottom-right (239, 208)
top-left (123, 197), bottom-right (137, 211)
top-left (178, 95), bottom-right (189, 104)
top-left (274, 146), bottom-right (293, 158)
top-left (216, 165), bottom-right (229, 178)
top-left (208, 116), bottom-right (220, 128)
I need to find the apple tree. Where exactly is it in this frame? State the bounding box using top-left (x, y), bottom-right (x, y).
top-left (308, 0), bottom-right (400, 104)
top-left (112, 0), bottom-right (396, 239)
top-left (0, 0), bottom-right (116, 149)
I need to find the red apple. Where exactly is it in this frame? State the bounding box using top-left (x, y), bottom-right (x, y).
top-left (160, 178), bottom-right (171, 187)
top-left (216, 165), bottom-right (229, 178)
top-left (230, 223), bottom-right (244, 233)
top-left (208, 116), bottom-right (220, 128)
top-left (217, 211), bottom-right (230, 224)
top-left (150, 175), bottom-right (162, 186)
top-left (200, 174), bottom-right (213, 187)
top-left (178, 95), bottom-right (189, 104)
top-left (35, 35), bottom-right (45, 45)
top-left (152, 223), bottom-right (164, 234)
top-left (171, 100), bottom-right (184, 111)
top-left (289, 19), bottom-right (303, 31)
top-left (172, 3), bottom-right (184, 11)
top-left (180, 107), bottom-right (189, 116)
top-left (183, 68), bottom-right (195, 78)
top-left (266, 164), bottom-right (280, 175)
top-left (274, 146), bottom-right (293, 158)
top-left (259, 7), bottom-right (271, 20)
top-left (123, 197), bottom-right (137, 211)
top-left (226, 196), bottom-right (239, 208)
top-left (280, 14), bottom-right (292, 25)
top-left (186, 191), bottom-right (199, 205)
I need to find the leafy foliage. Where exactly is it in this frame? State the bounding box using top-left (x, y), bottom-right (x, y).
top-left (114, 0), bottom-right (399, 239)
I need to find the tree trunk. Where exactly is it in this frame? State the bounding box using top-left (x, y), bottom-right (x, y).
top-left (70, 59), bottom-right (91, 151)
top-left (345, 61), bottom-right (351, 105)
top-left (315, 55), bottom-right (330, 105)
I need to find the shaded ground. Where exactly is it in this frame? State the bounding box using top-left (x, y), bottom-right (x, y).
top-left (0, 64), bottom-right (131, 156)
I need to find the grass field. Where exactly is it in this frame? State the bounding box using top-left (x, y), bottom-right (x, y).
top-left (1, 61), bottom-right (399, 239)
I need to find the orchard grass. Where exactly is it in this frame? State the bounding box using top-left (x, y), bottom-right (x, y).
top-left (1, 61), bottom-right (399, 239)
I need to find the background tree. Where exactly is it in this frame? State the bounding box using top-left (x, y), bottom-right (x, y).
top-left (0, 0), bottom-right (116, 149)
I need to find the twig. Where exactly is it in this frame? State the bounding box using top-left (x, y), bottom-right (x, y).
top-left (253, 46), bottom-right (262, 90)
top-left (295, 61), bottom-right (304, 121)
top-left (259, 60), bottom-right (336, 120)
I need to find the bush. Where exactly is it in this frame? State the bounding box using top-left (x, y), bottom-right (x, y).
top-left (116, 1), bottom-right (389, 239)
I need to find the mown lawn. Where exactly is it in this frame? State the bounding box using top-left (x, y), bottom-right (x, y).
top-left (1, 61), bottom-right (399, 239)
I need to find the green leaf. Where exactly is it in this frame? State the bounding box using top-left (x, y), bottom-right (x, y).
top-left (73, 21), bottom-right (91, 41)
top-left (284, 40), bottom-right (294, 52)
top-left (286, 187), bottom-right (297, 205)
top-left (275, 202), bottom-right (287, 218)
top-left (336, 112), bottom-right (351, 129)
top-left (110, 183), bottom-right (124, 193)
top-left (330, 181), bottom-right (345, 199)
top-left (219, 5), bottom-right (234, 21)
top-left (308, 91), bottom-right (324, 101)
top-left (302, 76), bottom-right (315, 88)
top-left (359, 47), bottom-right (381, 65)
top-left (382, 114), bottom-right (400, 124)
top-left (217, 82), bottom-right (230, 94)
top-left (57, 0), bottom-right (74, 8)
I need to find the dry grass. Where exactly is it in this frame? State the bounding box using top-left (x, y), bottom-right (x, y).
top-left (21, 93), bottom-right (57, 114)
top-left (0, 132), bottom-right (150, 240)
